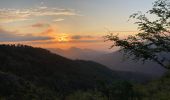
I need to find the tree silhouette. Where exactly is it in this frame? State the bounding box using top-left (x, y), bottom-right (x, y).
top-left (105, 0), bottom-right (170, 68)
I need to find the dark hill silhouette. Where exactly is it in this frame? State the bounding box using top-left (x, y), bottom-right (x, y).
top-left (0, 44), bottom-right (116, 94)
top-left (0, 44), bottom-right (164, 100)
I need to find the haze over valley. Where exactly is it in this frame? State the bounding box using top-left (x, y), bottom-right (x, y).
top-left (49, 47), bottom-right (166, 77)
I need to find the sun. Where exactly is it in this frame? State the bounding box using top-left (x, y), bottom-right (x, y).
top-left (57, 34), bottom-right (70, 42)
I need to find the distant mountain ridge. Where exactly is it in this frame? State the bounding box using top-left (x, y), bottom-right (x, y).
top-left (49, 47), bottom-right (106, 60)
top-left (49, 47), bottom-right (166, 77)
top-left (94, 51), bottom-right (166, 77)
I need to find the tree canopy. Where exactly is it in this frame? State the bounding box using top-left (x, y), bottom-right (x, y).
top-left (105, 0), bottom-right (170, 69)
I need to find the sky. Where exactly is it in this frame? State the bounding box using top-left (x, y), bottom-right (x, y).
top-left (0, 0), bottom-right (155, 51)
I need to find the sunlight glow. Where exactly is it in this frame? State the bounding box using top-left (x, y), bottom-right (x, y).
top-left (57, 34), bottom-right (70, 42)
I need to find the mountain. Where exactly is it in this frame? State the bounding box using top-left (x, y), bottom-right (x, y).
top-left (94, 51), bottom-right (166, 77)
top-left (0, 45), bottom-right (122, 100)
top-left (0, 44), bottom-right (166, 100)
top-left (0, 44), bottom-right (117, 99)
top-left (49, 47), bottom-right (106, 60)
top-left (49, 47), bottom-right (159, 82)
top-left (49, 48), bottom-right (166, 77)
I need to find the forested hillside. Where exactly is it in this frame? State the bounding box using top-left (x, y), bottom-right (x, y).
top-left (0, 44), bottom-right (170, 100)
top-left (0, 44), bottom-right (119, 99)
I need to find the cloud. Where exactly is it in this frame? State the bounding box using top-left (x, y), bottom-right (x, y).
top-left (0, 25), bottom-right (103, 43)
top-left (31, 23), bottom-right (49, 28)
top-left (31, 39), bottom-right (103, 44)
top-left (53, 18), bottom-right (65, 22)
top-left (71, 35), bottom-right (94, 40)
top-left (0, 27), bottom-right (53, 42)
top-left (40, 27), bottom-right (56, 37)
top-left (69, 35), bottom-right (103, 43)
top-left (69, 40), bottom-right (102, 43)
top-left (0, 7), bottom-right (79, 23)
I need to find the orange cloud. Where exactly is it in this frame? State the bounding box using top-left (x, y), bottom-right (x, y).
top-left (38, 27), bottom-right (103, 43)
top-left (31, 23), bottom-right (49, 28)
top-left (0, 27), bottom-right (53, 42)
top-left (38, 27), bottom-right (59, 41)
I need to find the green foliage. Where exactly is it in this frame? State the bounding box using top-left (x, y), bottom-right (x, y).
top-left (97, 80), bottom-right (135, 100)
top-left (0, 72), bottom-right (59, 100)
top-left (66, 91), bottom-right (107, 100)
top-left (105, 0), bottom-right (170, 68)
top-left (133, 70), bottom-right (170, 100)
top-left (65, 81), bottom-right (136, 100)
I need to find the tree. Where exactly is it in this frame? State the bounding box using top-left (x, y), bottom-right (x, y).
top-left (105, 0), bottom-right (170, 69)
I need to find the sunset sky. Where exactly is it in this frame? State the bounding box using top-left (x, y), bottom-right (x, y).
top-left (0, 0), bottom-right (155, 51)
